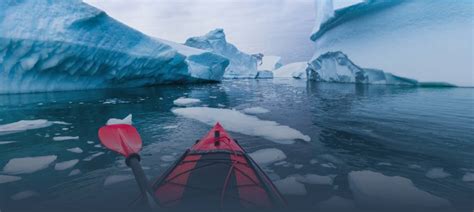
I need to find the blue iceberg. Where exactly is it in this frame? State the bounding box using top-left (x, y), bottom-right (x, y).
top-left (0, 0), bottom-right (229, 93)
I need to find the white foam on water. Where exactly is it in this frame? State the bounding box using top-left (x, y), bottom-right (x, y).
top-left (242, 107), bottom-right (270, 114)
top-left (249, 148), bottom-right (287, 166)
top-left (11, 190), bottom-right (38, 201)
top-left (296, 174), bottom-right (333, 185)
top-left (0, 141), bottom-right (16, 145)
top-left (273, 176), bottom-right (307, 195)
top-left (53, 136), bottom-right (79, 141)
top-left (426, 168), bottom-right (451, 179)
top-left (173, 97), bottom-right (201, 106)
top-left (106, 114), bottom-right (132, 125)
top-left (68, 169), bottom-right (81, 176)
top-left (0, 175), bottom-right (21, 184)
top-left (172, 107), bottom-right (310, 144)
top-left (462, 173), bottom-right (474, 182)
top-left (67, 147), bottom-right (83, 154)
top-left (83, 152), bottom-right (104, 162)
top-left (104, 175), bottom-right (134, 186)
top-left (348, 170), bottom-right (450, 208)
top-left (3, 155), bottom-right (57, 174)
top-left (54, 159), bottom-right (79, 171)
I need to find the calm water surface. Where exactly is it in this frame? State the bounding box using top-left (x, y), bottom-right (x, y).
top-left (0, 79), bottom-right (473, 211)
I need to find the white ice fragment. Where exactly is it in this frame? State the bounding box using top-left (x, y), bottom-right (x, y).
top-left (163, 125), bottom-right (178, 129)
top-left (309, 159), bottom-right (319, 164)
top-left (321, 163), bottom-right (336, 168)
top-left (68, 169), bottom-right (81, 176)
top-left (249, 148), bottom-right (287, 166)
top-left (53, 136), bottom-right (79, 141)
top-left (104, 175), bottom-right (134, 186)
top-left (377, 162), bottom-right (392, 166)
top-left (409, 164), bottom-right (422, 169)
top-left (0, 141), bottom-right (16, 145)
top-left (87, 141), bottom-right (94, 144)
top-left (67, 147), bottom-right (83, 154)
top-left (106, 114), bottom-right (132, 125)
top-left (83, 152), bottom-right (104, 162)
top-left (172, 107), bottom-right (310, 144)
top-left (273, 176), bottom-right (307, 195)
top-left (0, 175), bottom-right (21, 184)
top-left (349, 170), bottom-right (450, 208)
top-left (296, 174), bottom-right (333, 185)
top-left (426, 168), bottom-right (451, 179)
top-left (294, 164), bottom-right (304, 169)
top-left (160, 155), bottom-right (176, 162)
top-left (0, 120), bottom-right (52, 135)
top-left (462, 173), bottom-right (474, 182)
top-left (173, 97), bottom-right (201, 106)
top-left (242, 107), bottom-right (270, 114)
top-left (11, 191), bottom-right (38, 201)
top-left (3, 155), bottom-right (57, 174)
top-left (103, 98), bottom-right (130, 104)
top-left (54, 159), bottom-right (79, 171)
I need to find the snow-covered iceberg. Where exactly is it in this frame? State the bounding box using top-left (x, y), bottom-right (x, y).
top-left (185, 29), bottom-right (259, 79)
top-left (307, 51), bottom-right (419, 85)
top-left (258, 56), bottom-right (282, 71)
top-left (0, 0), bottom-right (229, 94)
top-left (311, 0), bottom-right (473, 86)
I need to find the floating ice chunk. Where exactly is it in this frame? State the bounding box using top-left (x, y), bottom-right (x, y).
top-left (106, 114), bottom-right (132, 125)
top-left (163, 125), bottom-right (178, 129)
top-left (296, 174), bottom-right (333, 185)
top-left (160, 155), bottom-right (176, 162)
top-left (294, 164), bottom-right (304, 169)
top-left (68, 169), bottom-right (81, 176)
top-left (67, 147), bottom-right (83, 154)
top-left (52, 121), bottom-right (71, 125)
top-left (409, 164), bottom-right (422, 169)
top-left (273, 62), bottom-right (308, 79)
top-left (104, 175), bottom-right (134, 186)
top-left (255, 71), bottom-right (274, 79)
top-left (249, 148), bottom-right (287, 166)
top-left (273, 176), bottom-right (307, 195)
top-left (0, 141), bottom-right (16, 145)
top-left (349, 170), bottom-right (450, 208)
top-left (309, 159), bottom-right (319, 164)
top-left (103, 98), bottom-right (130, 104)
top-left (173, 97), bottom-right (201, 106)
top-left (53, 136), bottom-right (79, 141)
top-left (462, 173), bottom-right (474, 182)
top-left (172, 107), bottom-right (310, 144)
top-left (87, 141), bottom-right (94, 144)
top-left (242, 107), bottom-right (270, 114)
top-left (83, 152), bottom-right (104, 162)
top-left (54, 159), bottom-right (79, 171)
top-left (0, 119), bottom-right (52, 135)
top-left (0, 175), bottom-right (21, 184)
top-left (317, 196), bottom-right (356, 211)
top-left (11, 191), bottom-right (38, 201)
top-left (3, 155), bottom-right (57, 174)
top-left (426, 168), bottom-right (451, 179)
top-left (321, 163), bottom-right (336, 168)
top-left (258, 56), bottom-right (282, 71)
top-left (273, 161), bottom-right (289, 166)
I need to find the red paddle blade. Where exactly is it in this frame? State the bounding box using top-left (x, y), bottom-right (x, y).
top-left (98, 124), bottom-right (142, 157)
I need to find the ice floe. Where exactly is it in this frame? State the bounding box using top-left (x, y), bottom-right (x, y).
top-left (11, 190), bottom-right (38, 201)
top-left (273, 176), bottom-right (307, 195)
top-left (249, 148), bottom-right (286, 166)
top-left (0, 175), bottom-right (21, 184)
top-left (3, 155), bottom-right (57, 174)
top-left (54, 159), bottom-right (79, 171)
top-left (104, 175), bottom-right (134, 186)
top-left (67, 147), bottom-right (83, 154)
top-left (172, 107), bottom-right (310, 144)
top-left (296, 174), bottom-right (333, 185)
top-left (462, 173), bottom-right (474, 182)
top-left (83, 152), bottom-right (104, 162)
top-left (426, 168), bottom-right (451, 179)
top-left (242, 107), bottom-right (270, 114)
top-left (0, 119), bottom-right (52, 135)
top-left (173, 97), bottom-right (201, 106)
top-left (106, 114), bottom-right (132, 125)
top-left (348, 170), bottom-right (450, 208)
top-left (68, 169), bottom-right (81, 176)
top-left (53, 136), bottom-right (79, 141)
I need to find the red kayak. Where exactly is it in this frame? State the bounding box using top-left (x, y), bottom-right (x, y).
top-left (152, 123), bottom-right (286, 210)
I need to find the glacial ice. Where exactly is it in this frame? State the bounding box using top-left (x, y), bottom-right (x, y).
top-left (308, 52), bottom-right (419, 85)
top-left (258, 56), bottom-right (282, 71)
top-left (273, 176), bottom-right (307, 195)
top-left (83, 152), bottom-right (104, 161)
top-left (173, 97), bottom-right (201, 107)
top-left (0, 0), bottom-right (229, 94)
top-left (273, 62), bottom-right (308, 79)
top-left (68, 169), bottom-right (81, 176)
top-left (67, 147), bottom-right (83, 154)
top-left (106, 114), bottom-right (132, 125)
top-left (185, 29), bottom-right (259, 79)
top-left (52, 136), bottom-right (79, 141)
top-left (311, 0), bottom-right (473, 86)
top-left (3, 155), bottom-right (57, 174)
top-left (54, 159), bottom-right (79, 171)
top-left (255, 71), bottom-right (273, 79)
top-left (0, 175), bottom-right (22, 184)
top-left (242, 107), bottom-right (270, 115)
top-left (0, 119), bottom-right (52, 135)
top-left (425, 168), bottom-right (451, 179)
top-left (248, 148), bottom-right (287, 166)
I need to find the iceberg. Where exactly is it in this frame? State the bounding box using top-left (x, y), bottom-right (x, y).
top-left (273, 62), bottom-right (308, 79)
top-left (311, 0), bottom-right (473, 86)
top-left (0, 0), bottom-right (229, 94)
top-left (308, 51), bottom-right (419, 85)
top-left (185, 29), bottom-right (259, 79)
top-left (255, 70), bottom-right (273, 79)
top-left (258, 56), bottom-right (282, 71)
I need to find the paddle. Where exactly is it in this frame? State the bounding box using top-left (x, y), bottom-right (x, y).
top-left (98, 124), bottom-right (158, 209)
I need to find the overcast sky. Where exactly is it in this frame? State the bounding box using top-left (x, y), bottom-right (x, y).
top-left (83, 0), bottom-right (317, 63)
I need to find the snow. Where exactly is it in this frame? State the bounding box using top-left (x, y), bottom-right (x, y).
top-left (104, 175), bottom-right (134, 186)
top-left (53, 136), bottom-right (79, 141)
top-left (0, 119), bottom-right (52, 135)
top-left (0, 141), bottom-right (16, 145)
top-left (173, 97), bottom-right (201, 107)
top-left (273, 62), bottom-right (308, 79)
top-left (106, 114), bottom-right (132, 125)
top-left (68, 169), bottom-right (81, 176)
top-left (83, 152), bottom-right (105, 161)
top-left (248, 148), bottom-right (287, 166)
top-left (296, 174), bottom-right (333, 185)
top-left (426, 168), bottom-right (451, 179)
top-left (54, 159), bottom-right (79, 171)
top-left (3, 155), bottom-right (57, 174)
top-left (273, 176), bottom-right (307, 195)
top-left (11, 191), bottom-right (38, 201)
top-left (185, 29), bottom-right (258, 79)
top-left (462, 173), bottom-right (474, 182)
top-left (258, 56), bottom-right (282, 71)
top-left (317, 196), bottom-right (356, 211)
top-left (0, 0), bottom-right (228, 94)
top-left (67, 147), bottom-right (83, 154)
top-left (172, 107), bottom-right (310, 144)
top-left (242, 107), bottom-right (270, 114)
top-left (0, 175), bottom-right (22, 184)
top-left (348, 170), bottom-right (450, 208)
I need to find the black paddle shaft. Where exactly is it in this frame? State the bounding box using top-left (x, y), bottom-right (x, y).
top-left (126, 154), bottom-right (158, 209)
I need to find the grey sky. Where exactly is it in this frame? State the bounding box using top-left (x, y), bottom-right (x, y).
top-left (83, 0), bottom-right (316, 63)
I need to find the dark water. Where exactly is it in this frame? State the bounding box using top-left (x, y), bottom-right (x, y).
top-left (0, 79), bottom-right (473, 211)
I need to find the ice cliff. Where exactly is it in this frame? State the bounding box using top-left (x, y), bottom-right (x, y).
top-left (311, 0), bottom-right (473, 86)
top-left (0, 0), bottom-right (229, 93)
top-left (185, 29), bottom-right (259, 79)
